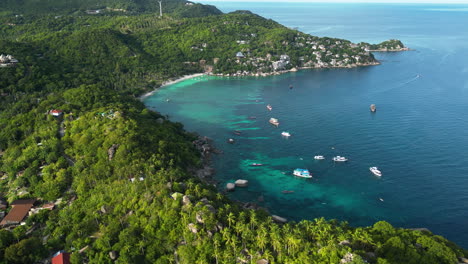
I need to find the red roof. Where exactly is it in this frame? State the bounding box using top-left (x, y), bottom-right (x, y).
top-left (42, 203), bottom-right (55, 210)
top-left (11, 199), bottom-right (36, 206)
top-left (51, 110), bottom-right (63, 114)
top-left (0, 199), bottom-right (36, 226)
top-left (0, 204), bottom-right (32, 225)
top-left (52, 252), bottom-right (70, 264)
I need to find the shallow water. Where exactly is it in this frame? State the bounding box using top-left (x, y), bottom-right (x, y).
top-left (144, 3), bottom-right (468, 247)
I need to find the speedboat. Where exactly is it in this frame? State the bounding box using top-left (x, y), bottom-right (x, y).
top-left (370, 104), bottom-right (376, 112)
top-left (369, 167), bottom-right (382, 177)
top-left (293, 168), bottom-right (312, 178)
top-left (250, 163), bottom-right (263, 166)
top-left (281, 131), bottom-right (291, 137)
top-left (314, 155), bottom-right (325, 160)
top-left (269, 118), bottom-right (279, 126)
top-left (267, 104), bottom-right (272, 111)
top-left (227, 138), bottom-right (235, 144)
top-left (234, 130), bottom-right (242, 135)
top-left (333, 156), bottom-right (348, 162)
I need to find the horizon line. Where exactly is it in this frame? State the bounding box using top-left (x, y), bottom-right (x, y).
top-left (197, 0), bottom-right (468, 4)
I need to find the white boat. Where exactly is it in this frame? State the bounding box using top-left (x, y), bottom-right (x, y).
top-left (281, 131), bottom-right (291, 137)
top-left (314, 155), bottom-right (325, 160)
top-left (293, 168), bottom-right (312, 178)
top-left (269, 118), bottom-right (279, 126)
top-left (369, 167), bottom-right (382, 177)
top-left (333, 156), bottom-right (348, 162)
top-left (267, 104), bottom-right (272, 111)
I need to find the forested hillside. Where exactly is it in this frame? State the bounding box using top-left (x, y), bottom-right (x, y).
top-left (0, 1), bottom-right (466, 263)
top-left (0, 0), bottom-right (222, 17)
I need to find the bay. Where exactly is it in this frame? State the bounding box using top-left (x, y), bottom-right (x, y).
top-left (144, 2), bottom-right (468, 247)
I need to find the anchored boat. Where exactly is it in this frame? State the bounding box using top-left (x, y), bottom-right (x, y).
top-left (369, 167), bottom-right (382, 177)
top-left (314, 155), bottom-right (325, 160)
top-left (269, 118), bottom-right (279, 126)
top-left (293, 168), bottom-right (312, 178)
top-left (333, 156), bottom-right (348, 162)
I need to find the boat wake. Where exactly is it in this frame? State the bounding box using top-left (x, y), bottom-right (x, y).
top-left (371, 74), bottom-right (421, 95)
top-left (393, 74), bottom-right (421, 89)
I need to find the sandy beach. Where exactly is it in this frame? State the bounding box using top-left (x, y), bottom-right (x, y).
top-left (140, 73), bottom-right (205, 100)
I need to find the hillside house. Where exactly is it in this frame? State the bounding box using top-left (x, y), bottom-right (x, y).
top-left (0, 199), bottom-right (36, 226)
top-left (0, 54), bottom-right (18, 67)
top-left (52, 251), bottom-right (71, 264)
top-left (236, 52), bottom-right (245, 58)
top-left (51, 109), bottom-right (63, 116)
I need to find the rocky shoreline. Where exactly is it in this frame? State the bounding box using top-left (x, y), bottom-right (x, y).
top-left (368, 47), bottom-right (411, 52)
top-left (190, 136), bottom-right (286, 219)
top-left (191, 135), bottom-right (221, 186)
top-left (208, 61), bottom-right (381, 78)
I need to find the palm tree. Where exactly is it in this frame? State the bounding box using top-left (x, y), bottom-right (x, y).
top-left (249, 210), bottom-right (258, 230)
top-left (227, 212), bottom-right (235, 228)
top-left (257, 232), bottom-right (268, 251)
top-left (213, 237), bottom-right (221, 264)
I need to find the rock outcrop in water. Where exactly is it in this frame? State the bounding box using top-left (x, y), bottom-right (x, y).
top-left (226, 183), bottom-right (236, 191)
top-left (235, 179), bottom-right (248, 187)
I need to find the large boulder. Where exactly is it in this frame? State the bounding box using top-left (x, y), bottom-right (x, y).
top-left (272, 215), bottom-right (287, 223)
top-left (182, 195), bottom-right (191, 206)
top-left (205, 204), bottom-right (216, 214)
top-left (109, 251), bottom-right (118, 260)
top-left (340, 253), bottom-right (354, 264)
top-left (235, 179), bottom-right (248, 187)
top-left (226, 183), bottom-right (235, 191)
top-left (339, 240), bottom-right (351, 246)
top-left (196, 213), bottom-right (205, 224)
top-left (108, 144), bottom-right (119, 161)
top-left (188, 223), bottom-right (198, 234)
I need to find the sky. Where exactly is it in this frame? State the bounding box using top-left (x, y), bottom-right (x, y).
top-left (198, 0), bottom-right (468, 3)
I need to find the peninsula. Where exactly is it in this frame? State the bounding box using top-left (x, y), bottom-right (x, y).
top-left (0, 0), bottom-right (465, 263)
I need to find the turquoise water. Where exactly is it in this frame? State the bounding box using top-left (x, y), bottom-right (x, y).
top-left (144, 3), bottom-right (468, 247)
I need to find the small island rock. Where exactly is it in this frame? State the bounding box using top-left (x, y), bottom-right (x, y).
top-left (226, 183), bottom-right (236, 191)
top-left (235, 179), bottom-right (248, 187)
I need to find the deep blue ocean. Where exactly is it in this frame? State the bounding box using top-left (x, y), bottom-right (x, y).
top-left (144, 3), bottom-right (468, 247)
